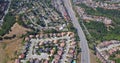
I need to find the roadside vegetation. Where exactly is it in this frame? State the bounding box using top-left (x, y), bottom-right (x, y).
top-left (93, 0), bottom-right (106, 2)
top-left (67, 22), bottom-right (80, 41)
top-left (0, 13), bottom-right (16, 36)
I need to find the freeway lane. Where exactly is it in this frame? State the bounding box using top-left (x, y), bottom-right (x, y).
top-left (62, 0), bottom-right (90, 63)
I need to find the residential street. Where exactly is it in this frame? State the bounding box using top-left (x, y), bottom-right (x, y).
top-left (0, 0), bottom-right (11, 25)
top-left (62, 0), bottom-right (90, 63)
top-left (22, 35), bottom-right (74, 63)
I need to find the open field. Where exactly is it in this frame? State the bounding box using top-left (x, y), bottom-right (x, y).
top-left (4, 23), bottom-right (30, 37)
top-left (90, 50), bottom-right (99, 63)
top-left (0, 23), bottom-right (30, 63)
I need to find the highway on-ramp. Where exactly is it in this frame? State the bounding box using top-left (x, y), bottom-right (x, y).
top-left (62, 0), bottom-right (90, 63)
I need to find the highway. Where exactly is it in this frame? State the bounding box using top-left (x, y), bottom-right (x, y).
top-left (62, 0), bottom-right (90, 63)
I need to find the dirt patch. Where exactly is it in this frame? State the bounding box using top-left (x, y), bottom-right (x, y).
top-left (0, 23), bottom-right (31, 63)
top-left (77, 53), bottom-right (81, 63)
top-left (90, 50), bottom-right (99, 63)
top-left (4, 23), bottom-right (30, 37)
top-left (0, 38), bottom-right (23, 63)
top-left (116, 54), bottom-right (120, 59)
top-left (0, 44), bottom-right (6, 63)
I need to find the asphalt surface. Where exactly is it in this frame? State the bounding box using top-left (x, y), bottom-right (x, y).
top-left (0, 0), bottom-right (11, 25)
top-left (62, 0), bottom-right (90, 63)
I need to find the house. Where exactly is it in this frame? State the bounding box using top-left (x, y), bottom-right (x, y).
top-left (61, 32), bottom-right (66, 36)
top-left (30, 59), bottom-right (34, 63)
top-left (44, 60), bottom-right (49, 63)
top-left (53, 40), bottom-right (58, 44)
top-left (25, 37), bottom-right (30, 41)
top-left (54, 55), bottom-right (60, 60)
top-left (60, 42), bottom-right (65, 47)
top-left (19, 53), bottom-right (25, 59)
top-left (53, 59), bottom-right (59, 63)
top-left (14, 59), bottom-right (20, 63)
top-left (39, 41), bottom-right (44, 46)
top-left (57, 49), bottom-right (63, 56)
top-left (29, 35), bottom-right (34, 38)
top-left (35, 35), bottom-right (39, 38)
top-left (70, 41), bottom-right (76, 46)
top-left (68, 48), bottom-right (75, 54)
top-left (50, 49), bottom-right (55, 55)
top-left (35, 59), bottom-right (40, 63)
top-left (103, 18), bottom-right (112, 25)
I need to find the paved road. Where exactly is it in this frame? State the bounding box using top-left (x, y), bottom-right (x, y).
top-left (73, 0), bottom-right (84, 3)
top-left (62, 0), bottom-right (90, 63)
top-left (0, 0), bottom-right (11, 25)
